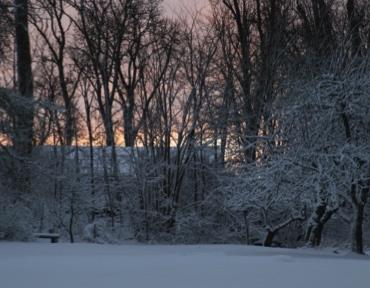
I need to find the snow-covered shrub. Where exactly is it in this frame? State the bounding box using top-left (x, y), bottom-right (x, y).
top-left (83, 221), bottom-right (101, 243)
top-left (83, 220), bottom-right (117, 244)
top-left (223, 159), bottom-right (307, 247)
top-left (0, 198), bottom-right (33, 241)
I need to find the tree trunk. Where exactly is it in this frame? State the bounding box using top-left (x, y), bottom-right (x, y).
top-left (347, 0), bottom-right (362, 56)
top-left (14, 0), bottom-right (33, 152)
top-left (351, 203), bottom-right (364, 254)
top-left (308, 222), bottom-right (324, 246)
top-left (305, 200), bottom-right (326, 246)
top-left (14, 0), bottom-right (34, 193)
top-left (69, 197), bottom-right (75, 243)
top-left (123, 97), bottom-right (137, 147)
top-left (264, 229), bottom-right (275, 247)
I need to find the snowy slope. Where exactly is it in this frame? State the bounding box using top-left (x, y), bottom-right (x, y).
top-left (0, 243), bottom-right (369, 288)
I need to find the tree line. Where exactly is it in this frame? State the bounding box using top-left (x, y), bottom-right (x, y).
top-left (0, 0), bottom-right (369, 254)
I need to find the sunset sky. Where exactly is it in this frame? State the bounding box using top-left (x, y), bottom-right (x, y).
top-left (162, 0), bottom-right (209, 14)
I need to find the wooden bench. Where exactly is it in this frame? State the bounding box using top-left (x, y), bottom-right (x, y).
top-left (33, 233), bottom-right (60, 243)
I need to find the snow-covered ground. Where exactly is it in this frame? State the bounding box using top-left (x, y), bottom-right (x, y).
top-left (0, 243), bottom-right (369, 288)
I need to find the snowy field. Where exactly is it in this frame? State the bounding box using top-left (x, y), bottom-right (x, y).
top-left (0, 243), bottom-right (369, 288)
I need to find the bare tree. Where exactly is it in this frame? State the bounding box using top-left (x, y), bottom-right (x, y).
top-left (30, 0), bottom-right (80, 146)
